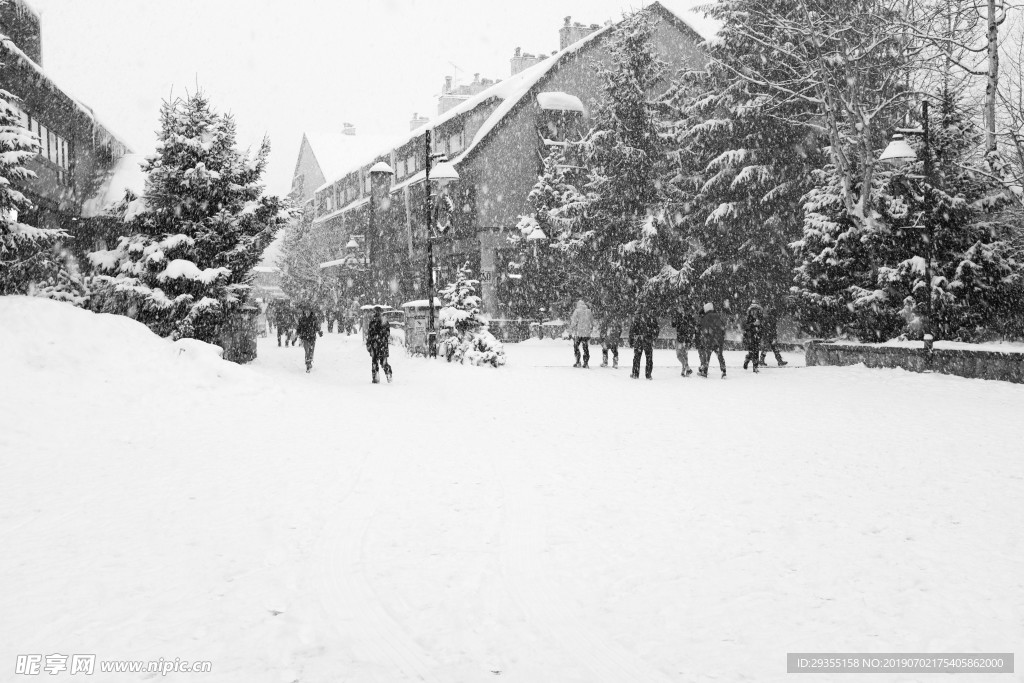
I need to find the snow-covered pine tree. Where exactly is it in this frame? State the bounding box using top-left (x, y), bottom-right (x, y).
top-left (863, 87), bottom-right (1021, 340)
top-left (0, 88), bottom-right (67, 295)
top-left (498, 143), bottom-right (583, 318)
top-left (438, 263), bottom-right (505, 366)
top-left (663, 0), bottom-right (825, 312)
top-left (552, 10), bottom-right (675, 318)
top-left (90, 91), bottom-right (294, 342)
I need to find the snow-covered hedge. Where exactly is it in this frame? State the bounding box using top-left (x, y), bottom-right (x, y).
top-left (442, 328), bottom-right (507, 368)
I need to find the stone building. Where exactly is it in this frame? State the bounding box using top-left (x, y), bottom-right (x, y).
top-left (293, 2), bottom-right (706, 317)
top-left (0, 0), bottom-right (132, 256)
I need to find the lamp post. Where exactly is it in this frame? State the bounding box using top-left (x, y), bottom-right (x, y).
top-left (879, 99), bottom-right (935, 351)
top-left (424, 128), bottom-right (459, 358)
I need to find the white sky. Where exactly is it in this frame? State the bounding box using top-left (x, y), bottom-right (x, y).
top-left (22, 0), bottom-right (714, 197)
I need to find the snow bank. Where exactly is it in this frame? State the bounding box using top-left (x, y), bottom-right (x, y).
top-left (0, 296), bottom-right (247, 385)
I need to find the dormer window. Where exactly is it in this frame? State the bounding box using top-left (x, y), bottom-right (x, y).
top-left (536, 92), bottom-right (585, 145)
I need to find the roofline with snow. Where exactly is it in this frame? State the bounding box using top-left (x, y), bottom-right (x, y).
top-left (312, 2), bottom-right (703, 202)
top-left (0, 35), bottom-right (132, 153)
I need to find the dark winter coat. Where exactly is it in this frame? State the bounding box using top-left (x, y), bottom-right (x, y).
top-left (697, 310), bottom-right (726, 349)
top-left (296, 310), bottom-right (322, 342)
top-left (629, 311), bottom-right (661, 346)
top-left (599, 318), bottom-right (623, 344)
top-left (366, 314), bottom-right (391, 356)
top-left (743, 304), bottom-right (764, 348)
top-left (276, 304), bottom-right (297, 329)
top-left (670, 310), bottom-right (697, 345)
top-left (761, 307), bottom-right (780, 345)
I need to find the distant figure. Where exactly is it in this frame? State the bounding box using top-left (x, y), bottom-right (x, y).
top-left (568, 298), bottom-right (594, 368)
top-left (598, 313), bottom-right (623, 368)
top-left (758, 304), bottom-right (788, 367)
top-left (629, 304), bottom-right (660, 380)
top-left (670, 303), bottom-right (697, 377)
top-left (697, 302), bottom-right (727, 379)
top-left (276, 300), bottom-right (298, 347)
top-left (742, 299), bottom-right (764, 373)
top-left (366, 306), bottom-right (393, 384)
top-left (295, 305), bottom-right (324, 373)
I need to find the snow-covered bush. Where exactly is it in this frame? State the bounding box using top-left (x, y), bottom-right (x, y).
top-left (437, 263), bottom-right (506, 367)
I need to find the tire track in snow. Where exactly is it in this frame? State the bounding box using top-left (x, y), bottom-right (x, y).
top-left (310, 443), bottom-right (442, 682)
top-left (495, 447), bottom-right (675, 683)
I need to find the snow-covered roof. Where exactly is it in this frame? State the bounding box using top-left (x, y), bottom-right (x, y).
top-left (311, 2), bottom-right (707, 204)
top-left (536, 92), bottom-right (585, 112)
top-left (369, 161), bottom-right (394, 174)
top-left (0, 35), bottom-right (131, 153)
top-left (304, 131), bottom-right (397, 186)
top-left (400, 299), bottom-right (444, 309)
top-left (81, 153), bottom-right (146, 218)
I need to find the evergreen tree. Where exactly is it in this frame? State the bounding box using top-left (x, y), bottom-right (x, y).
top-left (438, 263), bottom-right (506, 367)
top-left (90, 92), bottom-right (294, 341)
top-left (795, 86), bottom-right (1023, 340)
top-left (552, 10), bottom-right (675, 317)
top-left (0, 88), bottom-right (66, 295)
top-left (663, 0), bottom-right (825, 312)
top-left (438, 262), bottom-right (485, 336)
top-left (499, 144), bottom-right (583, 318)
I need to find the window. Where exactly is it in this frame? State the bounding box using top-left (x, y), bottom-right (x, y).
top-left (449, 130), bottom-right (464, 155)
top-left (406, 155), bottom-right (416, 174)
top-left (363, 174), bottom-right (370, 195)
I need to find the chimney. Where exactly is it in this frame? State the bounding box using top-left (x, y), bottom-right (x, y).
top-left (342, 122), bottom-right (356, 136)
top-left (444, 76), bottom-right (453, 93)
top-left (510, 47), bottom-right (545, 76)
top-left (409, 112), bottom-right (429, 131)
top-left (559, 14), bottom-right (597, 49)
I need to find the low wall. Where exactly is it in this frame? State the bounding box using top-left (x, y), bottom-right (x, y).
top-left (805, 341), bottom-right (1024, 384)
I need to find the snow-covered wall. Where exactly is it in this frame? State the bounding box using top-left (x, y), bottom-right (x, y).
top-left (806, 341), bottom-right (1024, 383)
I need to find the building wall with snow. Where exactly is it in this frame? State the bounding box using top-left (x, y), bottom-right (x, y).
top-left (0, 5), bottom-right (131, 256)
top-left (298, 2), bottom-right (706, 317)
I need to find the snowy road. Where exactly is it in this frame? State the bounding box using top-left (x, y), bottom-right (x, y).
top-left (2, 299), bottom-right (1023, 682)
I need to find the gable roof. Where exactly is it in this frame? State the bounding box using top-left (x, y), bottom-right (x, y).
top-left (312, 1), bottom-right (708, 207)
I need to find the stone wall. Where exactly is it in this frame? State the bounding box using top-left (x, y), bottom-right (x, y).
top-left (805, 342), bottom-right (1024, 384)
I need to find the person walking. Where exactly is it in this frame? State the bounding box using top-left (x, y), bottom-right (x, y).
top-left (598, 313), bottom-right (623, 368)
top-left (629, 304), bottom-right (660, 380)
top-left (295, 304), bottom-right (324, 373)
top-left (276, 300), bottom-right (298, 347)
top-left (697, 302), bottom-right (727, 379)
top-left (670, 303), bottom-right (697, 377)
top-left (742, 299), bottom-right (765, 373)
top-left (758, 303), bottom-right (788, 367)
top-left (366, 306), bottom-right (393, 384)
top-left (568, 298), bottom-right (595, 368)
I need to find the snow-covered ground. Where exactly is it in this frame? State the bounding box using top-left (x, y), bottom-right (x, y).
top-left (2, 297), bottom-right (1022, 682)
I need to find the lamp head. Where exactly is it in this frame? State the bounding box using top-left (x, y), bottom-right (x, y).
top-left (879, 133), bottom-right (917, 167)
top-left (431, 159), bottom-right (460, 188)
top-left (345, 237), bottom-right (359, 250)
top-left (526, 227), bottom-right (548, 241)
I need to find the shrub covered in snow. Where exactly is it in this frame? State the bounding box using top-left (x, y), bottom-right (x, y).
top-left (437, 264), bottom-right (506, 367)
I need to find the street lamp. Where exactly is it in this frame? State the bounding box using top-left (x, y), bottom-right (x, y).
top-left (424, 128), bottom-right (459, 358)
top-left (880, 99), bottom-right (935, 351)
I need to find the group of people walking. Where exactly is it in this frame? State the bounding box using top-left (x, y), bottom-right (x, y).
top-left (566, 297), bottom-right (788, 380)
top-left (266, 300), bottom-right (393, 383)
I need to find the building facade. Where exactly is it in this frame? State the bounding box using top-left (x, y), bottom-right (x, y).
top-left (294, 2), bottom-right (706, 317)
top-left (0, 0), bottom-right (131, 256)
